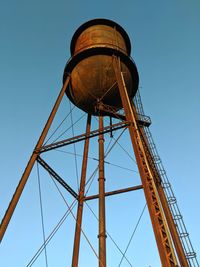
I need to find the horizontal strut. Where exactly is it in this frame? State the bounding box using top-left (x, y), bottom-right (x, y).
top-left (37, 156), bottom-right (78, 199)
top-left (37, 121), bottom-right (130, 153)
top-left (84, 185), bottom-right (143, 201)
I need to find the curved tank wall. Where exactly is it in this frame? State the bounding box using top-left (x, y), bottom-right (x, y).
top-left (63, 19), bottom-right (139, 115)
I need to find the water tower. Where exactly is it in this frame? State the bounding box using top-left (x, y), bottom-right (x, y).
top-left (0, 19), bottom-right (199, 267)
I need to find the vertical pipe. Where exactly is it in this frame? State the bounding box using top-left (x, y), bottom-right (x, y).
top-left (72, 114), bottom-right (91, 267)
top-left (0, 75), bottom-right (71, 243)
top-left (98, 116), bottom-right (106, 267)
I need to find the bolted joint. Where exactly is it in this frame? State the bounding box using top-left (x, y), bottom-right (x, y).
top-left (98, 137), bottom-right (105, 142)
top-left (33, 148), bottom-right (41, 155)
top-left (98, 177), bottom-right (106, 181)
top-left (98, 233), bottom-right (107, 239)
top-left (78, 200), bottom-right (84, 207)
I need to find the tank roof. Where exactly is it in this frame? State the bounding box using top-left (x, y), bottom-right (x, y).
top-left (70, 18), bottom-right (131, 56)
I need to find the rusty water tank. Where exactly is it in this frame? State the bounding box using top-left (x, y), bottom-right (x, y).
top-left (63, 19), bottom-right (139, 115)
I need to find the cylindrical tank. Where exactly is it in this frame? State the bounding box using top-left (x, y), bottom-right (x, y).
top-left (63, 19), bottom-right (139, 115)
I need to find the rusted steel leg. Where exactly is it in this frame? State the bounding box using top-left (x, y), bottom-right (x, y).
top-left (113, 56), bottom-right (178, 267)
top-left (98, 116), bottom-right (106, 267)
top-left (0, 75), bottom-right (71, 243)
top-left (71, 114), bottom-right (91, 267)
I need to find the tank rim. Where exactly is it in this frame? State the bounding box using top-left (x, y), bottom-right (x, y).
top-left (70, 18), bottom-right (131, 56)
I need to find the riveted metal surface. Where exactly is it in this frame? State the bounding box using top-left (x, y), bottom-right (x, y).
top-left (63, 19), bottom-right (139, 115)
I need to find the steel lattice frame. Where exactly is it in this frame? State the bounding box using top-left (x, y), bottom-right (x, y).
top-left (0, 58), bottom-right (199, 267)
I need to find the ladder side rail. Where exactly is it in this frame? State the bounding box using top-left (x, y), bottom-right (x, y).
top-left (142, 126), bottom-right (199, 267)
top-left (138, 125), bottom-right (188, 266)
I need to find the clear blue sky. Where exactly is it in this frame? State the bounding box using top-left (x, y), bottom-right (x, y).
top-left (0, 0), bottom-right (200, 266)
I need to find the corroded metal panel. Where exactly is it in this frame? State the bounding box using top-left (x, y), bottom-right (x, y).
top-left (63, 18), bottom-right (139, 115)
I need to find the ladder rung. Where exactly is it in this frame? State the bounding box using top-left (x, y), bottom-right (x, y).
top-left (186, 251), bottom-right (196, 259)
top-left (180, 232), bottom-right (189, 238)
top-left (153, 156), bottom-right (160, 162)
top-left (167, 197), bottom-right (176, 204)
top-left (173, 214), bottom-right (183, 220)
top-left (162, 182), bottom-right (171, 189)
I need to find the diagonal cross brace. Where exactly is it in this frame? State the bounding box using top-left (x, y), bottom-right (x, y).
top-left (37, 121), bottom-right (130, 153)
top-left (37, 156), bottom-right (78, 199)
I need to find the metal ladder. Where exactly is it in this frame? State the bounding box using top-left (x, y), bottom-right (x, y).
top-left (133, 90), bottom-right (199, 267)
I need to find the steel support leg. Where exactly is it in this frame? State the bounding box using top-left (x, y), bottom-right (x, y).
top-left (0, 75), bottom-right (71, 242)
top-left (98, 116), bottom-right (106, 267)
top-left (113, 56), bottom-right (178, 267)
top-left (71, 114), bottom-right (91, 267)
